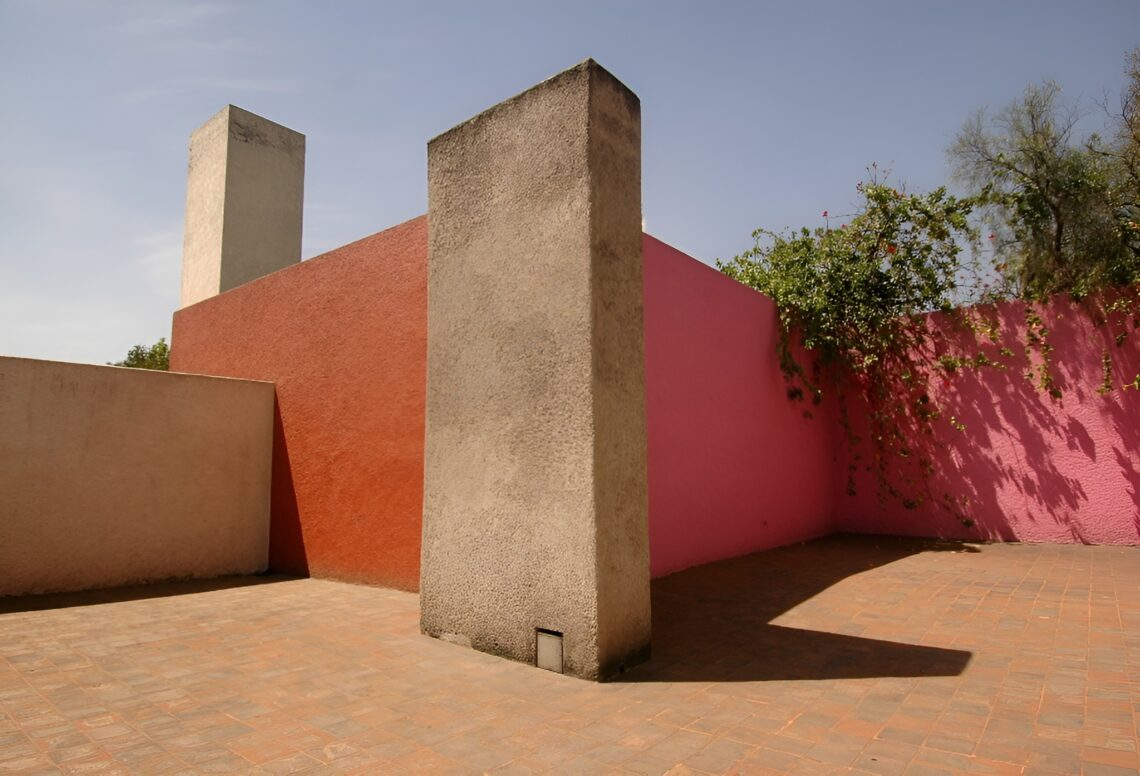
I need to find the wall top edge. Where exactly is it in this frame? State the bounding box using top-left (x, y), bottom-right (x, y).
top-left (0, 355), bottom-right (275, 387)
top-left (426, 58), bottom-right (639, 150)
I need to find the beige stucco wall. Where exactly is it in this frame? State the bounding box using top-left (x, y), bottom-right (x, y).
top-left (181, 105), bottom-right (304, 308)
top-left (0, 357), bottom-right (274, 597)
top-left (420, 59), bottom-right (651, 680)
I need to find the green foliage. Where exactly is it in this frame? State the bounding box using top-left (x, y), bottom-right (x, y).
top-left (949, 76), bottom-right (1140, 301)
top-left (1099, 48), bottom-right (1140, 277)
top-left (719, 50), bottom-right (1140, 528)
top-left (111, 338), bottom-right (169, 371)
top-left (723, 53), bottom-right (1140, 401)
top-left (719, 179), bottom-right (990, 523)
top-left (1117, 49), bottom-right (1140, 191)
top-left (718, 179), bottom-right (979, 392)
top-left (948, 54), bottom-right (1140, 400)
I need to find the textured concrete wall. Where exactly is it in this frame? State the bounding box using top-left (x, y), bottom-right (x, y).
top-left (181, 105), bottom-right (304, 308)
top-left (643, 236), bottom-right (837, 578)
top-left (0, 357), bottom-right (273, 597)
top-left (837, 293), bottom-right (1140, 544)
top-left (421, 60), bottom-right (650, 680)
top-left (172, 217), bottom-right (428, 590)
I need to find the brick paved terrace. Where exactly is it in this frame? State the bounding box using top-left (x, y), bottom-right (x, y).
top-left (1, 536), bottom-right (1137, 775)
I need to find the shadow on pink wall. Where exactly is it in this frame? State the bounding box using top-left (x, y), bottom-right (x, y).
top-left (836, 293), bottom-right (1140, 545)
top-left (645, 233), bottom-right (1138, 567)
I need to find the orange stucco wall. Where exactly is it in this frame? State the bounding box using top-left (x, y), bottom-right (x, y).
top-left (171, 216), bottom-right (427, 591)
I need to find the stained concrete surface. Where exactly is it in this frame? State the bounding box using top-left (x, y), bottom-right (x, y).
top-left (421, 59), bottom-right (650, 680)
top-left (181, 105), bottom-right (304, 308)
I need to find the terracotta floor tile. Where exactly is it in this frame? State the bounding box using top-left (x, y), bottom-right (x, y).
top-left (1082, 745), bottom-right (1140, 768)
top-left (0, 537), bottom-right (1135, 774)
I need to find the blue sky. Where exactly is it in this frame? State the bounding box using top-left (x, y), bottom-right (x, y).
top-left (1, 0), bottom-right (1137, 364)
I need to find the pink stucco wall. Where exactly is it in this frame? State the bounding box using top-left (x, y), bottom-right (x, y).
top-left (643, 235), bottom-right (837, 578)
top-left (644, 241), bottom-right (1136, 560)
top-left (836, 293), bottom-right (1140, 544)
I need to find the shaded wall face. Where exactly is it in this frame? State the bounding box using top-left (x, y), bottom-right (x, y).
top-left (420, 60), bottom-right (650, 680)
top-left (0, 357), bottom-right (273, 597)
top-left (642, 236), bottom-right (837, 578)
top-left (171, 216), bottom-right (428, 591)
top-left (836, 294), bottom-right (1140, 544)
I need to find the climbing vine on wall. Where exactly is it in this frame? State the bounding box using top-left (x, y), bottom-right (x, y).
top-left (948, 53), bottom-right (1140, 397)
top-left (718, 179), bottom-right (980, 399)
top-left (718, 178), bottom-right (999, 522)
top-left (722, 52), bottom-right (1140, 527)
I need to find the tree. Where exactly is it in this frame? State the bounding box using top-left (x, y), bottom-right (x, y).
top-left (1095, 48), bottom-right (1140, 264)
top-left (720, 51), bottom-right (1140, 524)
top-left (111, 338), bottom-right (169, 371)
top-left (719, 178), bottom-right (983, 514)
top-left (949, 76), bottom-right (1139, 300)
top-left (718, 178), bottom-right (979, 394)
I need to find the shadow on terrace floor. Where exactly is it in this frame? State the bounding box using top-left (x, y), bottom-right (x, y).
top-left (0, 573), bottom-right (300, 615)
top-left (622, 534), bottom-right (975, 683)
